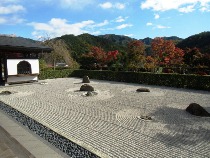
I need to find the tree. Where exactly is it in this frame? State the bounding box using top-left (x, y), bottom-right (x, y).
top-left (144, 56), bottom-right (157, 70)
top-left (151, 37), bottom-right (184, 67)
top-left (79, 46), bottom-right (119, 69)
top-left (183, 47), bottom-right (203, 67)
top-left (43, 39), bottom-right (79, 69)
top-left (127, 40), bottom-right (146, 71)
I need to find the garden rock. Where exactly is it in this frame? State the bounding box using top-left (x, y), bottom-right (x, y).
top-left (137, 115), bottom-right (152, 120)
top-left (85, 91), bottom-right (98, 96)
top-left (82, 76), bottom-right (90, 83)
top-left (186, 103), bottom-right (210, 117)
top-left (0, 91), bottom-right (12, 95)
top-left (136, 88), bottom-right (150, 92)
top-left (80, 84), bottom-right (94, 91)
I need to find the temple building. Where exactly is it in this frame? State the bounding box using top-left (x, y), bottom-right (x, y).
top-left (0, 35), bottom-right (52, 85)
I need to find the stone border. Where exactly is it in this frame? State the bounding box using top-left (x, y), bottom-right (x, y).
top-left (0, 101), bottom-right (100, 158)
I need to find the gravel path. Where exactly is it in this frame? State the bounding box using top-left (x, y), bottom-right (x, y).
top-left (0, 77), bottom-right (210, 158)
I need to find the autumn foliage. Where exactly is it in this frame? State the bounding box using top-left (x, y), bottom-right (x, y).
top-left (151, 37), bottom-right (184, 66)
top-left (127, 40), bottom-right (146, 70)
top-left (79, 37), bottom-right (209, 74)
top-left (80, 46), bottom-right (119, 69)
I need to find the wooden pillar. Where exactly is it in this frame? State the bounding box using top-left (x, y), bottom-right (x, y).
top-left (3, 53), bottom-right (7, 82)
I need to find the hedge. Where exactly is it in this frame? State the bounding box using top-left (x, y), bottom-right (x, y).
top-left (39, 69), bottom-right (210, 91)
top-left (39, 69), bottom-right (74, 80)
top-left (70, 70), bottom-right (210, 91)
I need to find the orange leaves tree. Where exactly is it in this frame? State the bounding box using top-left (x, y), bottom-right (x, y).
top-left (127, 40), bottom-right (146, 71)
top-left (79, 46), bottom-right (119, 69)
top-left (151, 37), bottom-right (184, 67)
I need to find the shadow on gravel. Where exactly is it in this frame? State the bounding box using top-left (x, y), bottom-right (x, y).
top-left (151, 106), bottom-right (210, 147)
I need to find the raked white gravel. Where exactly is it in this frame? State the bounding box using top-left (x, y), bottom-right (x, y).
top-left (0, 77), bottom-right (210, 158)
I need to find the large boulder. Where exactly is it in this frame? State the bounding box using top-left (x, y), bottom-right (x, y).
top-left (136, 88), bottom-right (150, 92)
top-left (82, 76), bottom-right (90, 83)
top-left (186, 103), bottom-right (210, 117)
top-left (80, 84), bottom-right (94, 91)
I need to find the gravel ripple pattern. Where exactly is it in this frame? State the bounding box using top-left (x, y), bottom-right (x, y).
top-left (0, 78), bottom-right (210, 158)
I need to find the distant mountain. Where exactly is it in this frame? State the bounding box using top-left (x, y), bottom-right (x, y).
top-left (99, 34), bottom-right (182, 46)
top-left (57, 33), bottom-right (128, 61)
top-left (141, 37), bottom-right (153, 45)
top-left (99, 34), bottom-right (134, 45)
top-left (176, 31), bottom-right (210, 54)
top-left (140, 36), bottom-right (182, 45)
top-left (43, 32), bottom-right (209, 67)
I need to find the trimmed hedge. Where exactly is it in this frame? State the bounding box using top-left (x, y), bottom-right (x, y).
top-left (39, 69), bottom-right (74, 80)
top-left (70, 70), bottom-right (210, 91)
top-left (39, 69), bottom-right (210, 91)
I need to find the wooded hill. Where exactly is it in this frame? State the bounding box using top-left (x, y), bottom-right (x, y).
top-left (176, 31), bottom-right (210, 54)
top-left (43, 31), bottom-right (210, 68)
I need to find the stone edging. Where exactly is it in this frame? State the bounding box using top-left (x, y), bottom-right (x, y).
top-left (0, 101), bottom-right (100, 158)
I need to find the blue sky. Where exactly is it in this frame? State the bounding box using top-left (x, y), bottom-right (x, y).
top-left (0, 0), bottom-right (210, 40)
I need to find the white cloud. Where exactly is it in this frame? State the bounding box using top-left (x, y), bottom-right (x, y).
top-left (0, 1), bottom-right (25, 25)
top-left (140, 0), bottom-right (210, 12)
top-left (0, 5), bottom-right (25, 14)
top-left (0, 15), bottom-right (25, 24)
top-left (115, 16), bottom-right (128, 22)
top-left (99, 2), bottom-right (112, 9)
top-left (146, 22), bottom-right (153, 26)
top-left (93, 20), bottom-right (109, 27)
top-left (124, 34), bottom-right (134, 37)
top-left (156, 25), bottom-right (171, 29)
top-left (99, 2), bottom-right (126, 9)
top-left (178, 4), bottom-right (195, 12)
top-left (59, 0), bottom-right (95, 9)
top-left (28, 18), bottom-right (112, 38)
top-left (154, 13), bottom-right (160, 19)
top-left (200, 6), bottom-right (210, 11)
top-left (115, 3), bottom-right (125, 9)
top-left (116, 24), bottom-right (133, 29)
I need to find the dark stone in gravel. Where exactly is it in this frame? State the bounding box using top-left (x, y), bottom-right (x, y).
top-left (186, 103), bottom-right (210, 117)
top-left (0, 91), bottom-right (12, 95)
top-left (82, 76), bottom-right (90, 83)
top-left (80, 84), bottom-right (94, 91)
top-left (136, 88), bottom-right (150, 92)
top-left (140, 115), bottom-right (152, 120)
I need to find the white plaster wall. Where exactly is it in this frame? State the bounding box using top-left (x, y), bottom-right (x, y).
top-left (7, 59), bottom-right (39, 75)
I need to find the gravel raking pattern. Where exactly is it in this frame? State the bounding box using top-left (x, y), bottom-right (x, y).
top-left (0, 78), bottom-right (210, 158)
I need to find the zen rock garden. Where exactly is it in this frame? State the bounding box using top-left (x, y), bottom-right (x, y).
top-left (79, 76), bottom-right (98, 96)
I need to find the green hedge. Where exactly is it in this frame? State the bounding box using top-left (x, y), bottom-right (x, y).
top-left (39, 69), bottom-right (74, 80)
top-left (70, 70), bottom-right (210, 91)
top-left (39, 69), bottom-right (210, 91)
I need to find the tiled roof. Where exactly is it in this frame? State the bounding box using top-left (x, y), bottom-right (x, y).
top-left (0, 36), bottom-right (52, 52)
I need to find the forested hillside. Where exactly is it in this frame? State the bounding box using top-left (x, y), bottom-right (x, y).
top-left (42, 32), bottom-right (210, 72)
top-left (57, 33), bottom-right (128, 61)
top-left (176, 31), bottom-right (210, 54)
